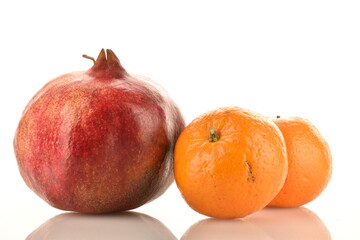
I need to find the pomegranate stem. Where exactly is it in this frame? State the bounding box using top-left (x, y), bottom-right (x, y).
top-left (82, 54), bottom-right (96, 64)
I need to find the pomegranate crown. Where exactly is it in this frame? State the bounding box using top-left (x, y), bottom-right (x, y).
top-left (84, 49), bottom-right (127, 79)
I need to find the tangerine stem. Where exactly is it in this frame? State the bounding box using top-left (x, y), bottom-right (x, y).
top-left (209, 128), bottom-right (220, 142)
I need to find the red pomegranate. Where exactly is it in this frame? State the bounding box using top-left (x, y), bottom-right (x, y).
top-left (14, 49), bottom-right (185, 213)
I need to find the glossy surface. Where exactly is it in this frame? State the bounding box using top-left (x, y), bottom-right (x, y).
top-left (3, 198), bottom-right (333, 239)
top-left (1, 180), bottom-right (356, 239)
top-left (174, 107), bottom-right (288, 218)
top-left (269, 117), bottom-right (332, 207)
top-left (14, 50), bottom-right (185, 213)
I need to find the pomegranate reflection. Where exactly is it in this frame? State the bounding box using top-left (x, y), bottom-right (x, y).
top-left (27, 211), bottom-right (177, 240)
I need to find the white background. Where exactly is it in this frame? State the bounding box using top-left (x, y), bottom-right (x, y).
top-left (1, 0), bottom-right (359, 239)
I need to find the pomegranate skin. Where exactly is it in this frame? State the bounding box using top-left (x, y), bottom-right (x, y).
top-left (14, 49), bottom-right (185, 213)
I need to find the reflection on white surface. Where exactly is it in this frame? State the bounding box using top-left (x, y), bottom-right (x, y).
top-left (26, 211), bottom-right (177, 240)
top-left (247, 207), bottom-right (331, 240)
top-left (181, 218), bottom-right (272, 240)
top-left (182, 207), bottom-right (331, 240)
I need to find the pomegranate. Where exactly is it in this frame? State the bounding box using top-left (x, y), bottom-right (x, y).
top-left (14, 49), bottom-right (185, 213)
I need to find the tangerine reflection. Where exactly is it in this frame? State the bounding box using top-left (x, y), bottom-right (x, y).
top-left (182, 207), bottom-right (330, 240)
top-left (247, 207), bottom-right (331, 240)
top-left (27, 211), bottom-right (177, 240)
top-left (182, 218), bottom-right (272, 240)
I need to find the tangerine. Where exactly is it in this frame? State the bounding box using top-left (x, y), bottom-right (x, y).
top-left (174, 107), bottom-right (288, 219)
top-left (268, 117), bottom-right (332, 207)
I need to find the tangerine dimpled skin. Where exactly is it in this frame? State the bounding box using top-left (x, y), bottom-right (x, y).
top-left (268, 117), bottom-right (332, 207)
top-left (174, 107), bottom-right (288, 219)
